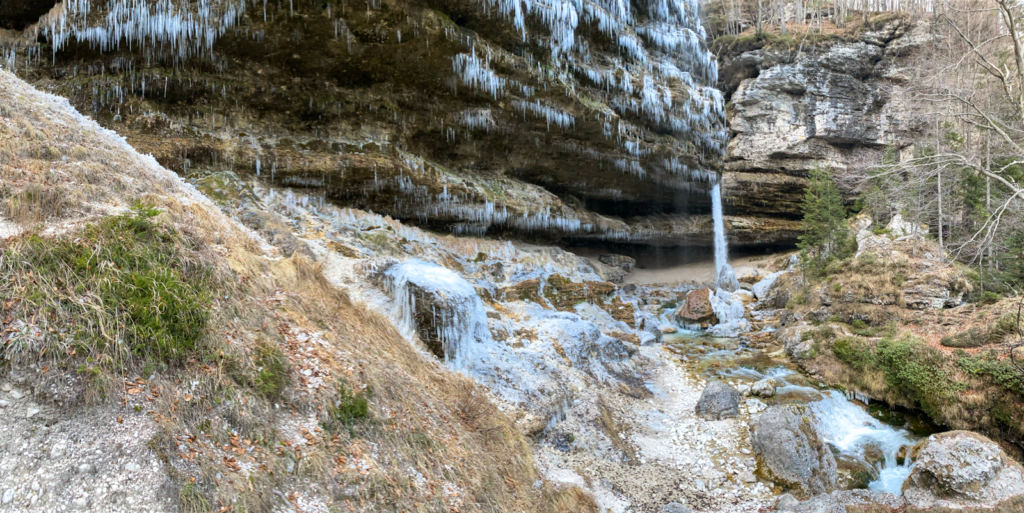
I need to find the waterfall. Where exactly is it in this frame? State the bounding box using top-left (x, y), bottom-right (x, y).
top-left (711, 183), bottom-right (732, 286)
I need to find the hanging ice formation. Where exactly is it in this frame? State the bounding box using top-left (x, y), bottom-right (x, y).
top-left (450, 0), bottom-right (727, 180)
top-left (38, 0), bottom-right (248, 67)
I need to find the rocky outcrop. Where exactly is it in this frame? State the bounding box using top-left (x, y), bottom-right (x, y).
top-left (902, 431), bottom-right (1024, 511)
top-left (751, 405), bottom-right (838, 498)
top-left (717, 16), bottom-right (931, 241)
top-left (695, 381), bottom-right (741, 420)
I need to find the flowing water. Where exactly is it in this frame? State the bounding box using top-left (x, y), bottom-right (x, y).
top-left (664, 331), bottom-right (938, 494)
top-left (710, 183), bottom-right (728, 278)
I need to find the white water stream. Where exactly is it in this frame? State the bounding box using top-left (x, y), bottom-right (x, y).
top-left (809, 391), bottom-right (917, 493)
top-left (721, 365), bottom-right (918, 494)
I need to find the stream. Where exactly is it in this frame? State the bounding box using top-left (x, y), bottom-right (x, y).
top-left (663, 330), bottom-right (939, 495)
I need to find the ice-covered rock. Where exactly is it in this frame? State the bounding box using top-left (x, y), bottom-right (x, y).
top-left (902, 431), bottom-right (1024, 510)
top-left (708, 288), bottom-right (750, 337)
top-left (380, 259), bottom-right (491, 364)
top-left (753, 271), bottom-right (787, 300)
top-left (717, 264), bottom-right (740, 292)
top-left (751, 405), bottom-right (838, 498)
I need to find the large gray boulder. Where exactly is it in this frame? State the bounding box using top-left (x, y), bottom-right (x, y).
top-left (751, 405), bottom-right (837, 498)
top-left (902, 431), bottom-right (1024, 511)
top-left (695, 381), bottom-right (741, 421)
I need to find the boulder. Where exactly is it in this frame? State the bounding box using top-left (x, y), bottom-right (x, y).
top-left (777, 323), bottom-right (817, 359)
top-left (886, 213), bottom-right (926, 239)
top-left (902, 431), bottom-right (1024, 511)
top-left (751, 405), bottom-right (838, 498)
top-left (598, 254), bottom-right (636, 272)
top-left (750, 378), bottom-right (780, 398)
top-left (676, 289), bottom-right (718, 326)
top-left (695, 381), bottom-right (741, 421)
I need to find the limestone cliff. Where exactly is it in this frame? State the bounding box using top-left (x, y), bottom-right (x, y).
top-left (0, 0), bottom-right (782, 248)
top-left (716, 16), bottom-right (930, 233)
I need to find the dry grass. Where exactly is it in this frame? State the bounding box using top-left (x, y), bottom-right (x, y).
top-left (0, 69), bottom-right (596, 512)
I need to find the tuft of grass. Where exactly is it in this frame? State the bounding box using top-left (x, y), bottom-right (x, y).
top-left (177, 483), bottom-right (210, 513)
top-left (1, 203), bottom-right (211, 372)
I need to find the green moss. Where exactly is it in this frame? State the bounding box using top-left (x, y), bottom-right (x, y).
top-left (832, 338), bottom-right (875, 370)
top-left (956, 350), bottom-right (1024, 398)
top-left (2, 203), bottom-right (212, 366)
top-left (874, 336), bottom-right (963, 419)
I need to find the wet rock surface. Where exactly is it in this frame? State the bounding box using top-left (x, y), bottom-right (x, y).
top-left (751, 405), bottom-right (838, 498)
top-left (779, 489), bottom-right (904, 513)
top-left (677, 289), bottom-right (718, 326)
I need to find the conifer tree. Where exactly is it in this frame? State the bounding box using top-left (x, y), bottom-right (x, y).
top-left (798, 165), bottom-right (853, 271)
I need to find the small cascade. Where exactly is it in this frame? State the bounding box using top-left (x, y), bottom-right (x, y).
top-left (808, 390), bottom-right (918, 494)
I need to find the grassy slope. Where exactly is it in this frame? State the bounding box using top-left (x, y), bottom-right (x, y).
top-left (0, 70), bottom-right (594, 512)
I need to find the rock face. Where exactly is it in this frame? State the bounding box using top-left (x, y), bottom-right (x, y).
top-left (695, 381), bottom-right (741, 420)
top-left (598, 254), bottom-right (636, 272)
top-left (0, 0), bottom-right (812, 250)
top-left (717, 16), bottom-right (930, 241)
top-left (902, 431), bottom-right (1024, 511)
top-left (751, 405), bottom-right (837, 498)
